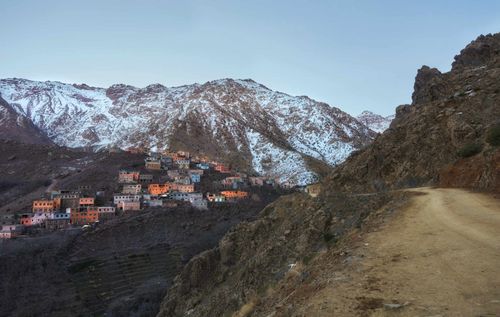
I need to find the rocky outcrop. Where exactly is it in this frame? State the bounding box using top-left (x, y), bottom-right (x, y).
top-left (158, 191), bottom-right (391, 317)
top-left (329, 32), bottom-right (500, 192)
top-left (452, 33), bottom-right (500, 70)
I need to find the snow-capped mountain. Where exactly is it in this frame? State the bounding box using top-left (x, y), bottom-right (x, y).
top-left (0, 78), bottom-right (376, 185)
top-left (356, 110), bottom-right (394, 133)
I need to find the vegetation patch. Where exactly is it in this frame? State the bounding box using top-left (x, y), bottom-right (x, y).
top-left (68, 259), bottom-right (98, 274)
top-left (457, 143), bottom-right (483, 158)
top-left (486, 123), bottom-right (500, 146)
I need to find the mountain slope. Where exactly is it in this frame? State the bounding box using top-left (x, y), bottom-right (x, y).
top-left (356, 110), bottom-right (394, 133)
top-left (330, 33), bottom-right (500, 192)
top-left (0, 95), bottom-right (52, 145)
top-left (0, 78), bottom-right (375, 185)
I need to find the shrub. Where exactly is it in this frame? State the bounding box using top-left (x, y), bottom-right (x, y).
top-left (486, 124), bottom-right (500, 146)
top-left (457, 143), bottom-right (483, 158)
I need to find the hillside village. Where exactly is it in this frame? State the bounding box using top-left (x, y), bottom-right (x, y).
top-left (0, 150), bottom-right (286, 239)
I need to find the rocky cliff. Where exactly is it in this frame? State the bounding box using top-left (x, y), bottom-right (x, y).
top-left (329, 33), bottom-right (500, 192)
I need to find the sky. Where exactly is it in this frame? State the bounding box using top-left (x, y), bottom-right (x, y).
top-left (1, 0), bottom-right (499, 116)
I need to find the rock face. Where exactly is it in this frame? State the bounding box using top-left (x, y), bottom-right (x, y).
top-left (158, 191), bottom-right (392, 317)
top-left (0, 95), bottom-right (52, 145)
top-left (356, 111), bottom-right (394, 133)
top-left (330, 32), bottom-right (500, 192)
top-left (0, 78), bottom-right (376, 185)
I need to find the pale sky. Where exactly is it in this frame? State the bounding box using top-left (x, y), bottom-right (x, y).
top-left (1, 0), bottom-right (499, 116)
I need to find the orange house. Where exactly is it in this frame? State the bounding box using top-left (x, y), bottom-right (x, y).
top-left (220, 191), bottom-right (249, 200)
top-left (148, 183), bottom-right (171, 195)
top-left (32, 200), bottom-right (55, 213)
top-left (20, 214), bottom-right (33, 226)
top-left (79, 197), bottom-right (95, 207)
top-left (71, 209), bottom-right (99, 225)
top-left (214, 163), bottom-right (231, 173)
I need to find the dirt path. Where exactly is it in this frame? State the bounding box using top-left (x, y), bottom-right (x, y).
top-left (303, 188), bottom-right (500, 316)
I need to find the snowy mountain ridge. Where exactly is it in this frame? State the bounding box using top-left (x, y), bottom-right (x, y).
top-left (356, 110), bottom-right (394, 133)
top-left (0, 78), bottom-right (377, 185)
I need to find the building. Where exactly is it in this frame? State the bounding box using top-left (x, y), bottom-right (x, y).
top-left (145, 157), bottom-right (162, 170)
top-left (79, 197), bottom-right (95, 207)
top-left (148, 184), bottom-right (171, 195)
top-left (118, 170), bottom-right (140, 183)
top-left (113, 194), bottom-right (141, 205)
top-left (169, 192), bottom-right (202, 202)
top-left (171, 183), bottom-right (195, 193)
top-left (206, 193), bottom-right (226, 202)
top-left (161, 156), bottom-right (173, 169)
top-left (220, 191), bottom-right (249, 200)
top-left (0, 224), bottom-right (23, 239)
top-left (32, 200), bottom-right (55, 213)
top-left (71, 209), bottom-right (99, 225)
top-left (174, 175), bottom-right (192, 185)
top-left (122, 184), bottom-right (142, 194)
top-left (139, 174), bottom-right (154, 184)
top-left (189, 173), bottom-right (201, 183)
top-left (188, 195), bottom-right (208, 210)
top-left (249, 177), bottom-right (265, 187)
top-left (222, 176), bottom-right (244, 188)
top-left (167, 170), bottom-right (180, 178)
top-left (118, 200), bottom-right (141, 211)
top-left (196, 163), bottom-right (210, 170)
top-left (305, 183), bottom-right (322, 198)
top-left (175, 159), bottom-right (190, 169)
top-left (144, 199), bottom-right (163, 207)
top-left (95, 206), bottom-right (116, 221)
top-left (19, 214), bottom-right (33, 226)
top-left (45, 213), bottom-right (71, 230)
top-left (214, 163), bottom-right (231, 173)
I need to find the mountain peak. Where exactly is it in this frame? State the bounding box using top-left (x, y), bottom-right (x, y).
top-left (452, 32), bottom-right (500, 70)
top-left (0, 77), bottom-right (376, 185)
top-left (356, 110), bottom-right (394, 133)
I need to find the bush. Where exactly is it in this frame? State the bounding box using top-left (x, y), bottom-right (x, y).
top-left (486, 124), bottom-right (500, 146)
top-left (457, 143), bottom-right (483, 158)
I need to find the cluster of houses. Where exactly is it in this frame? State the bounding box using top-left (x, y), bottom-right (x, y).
top-left (0, 150), bottom-right (282, 239)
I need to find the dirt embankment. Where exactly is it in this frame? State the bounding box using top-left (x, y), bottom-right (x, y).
top-left (258, 188), bottom-right (500, 317)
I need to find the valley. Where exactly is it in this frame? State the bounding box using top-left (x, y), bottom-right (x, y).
top-left (0, 24), bottom-right (499, 317)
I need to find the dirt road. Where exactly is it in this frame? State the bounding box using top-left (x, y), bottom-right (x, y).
top-left (303, 188), bottom-right (500, 316)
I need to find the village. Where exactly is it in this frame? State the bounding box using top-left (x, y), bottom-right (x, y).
top-left (0, 150), bottom-right (286, 239)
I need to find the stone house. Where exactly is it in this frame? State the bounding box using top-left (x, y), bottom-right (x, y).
top-left (118, 200), bottom-right (141, 211)
top-left (175, 159), bottom-right (191, 169)
top-left (145, 157), bottom-right (162, 170)
top-left (118, 170), bottom-right (140, 183)
top-left (113, 194), bottom-right (141, 205)
top-left (122, 184), bottom-right (142, 194)
top-left (139, 174), bottom-right (154, 184)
